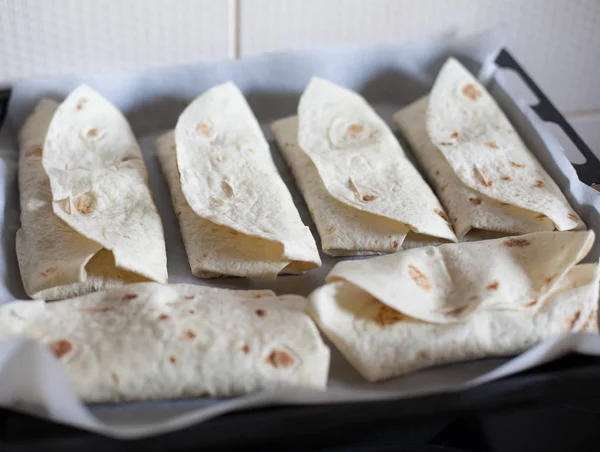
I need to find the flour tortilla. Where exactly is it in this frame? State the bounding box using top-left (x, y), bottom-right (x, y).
top-left (309, 231), bottom-right (598, 382)
top-left (294, 78), bottom-right (456, 251)
top-left (42, 85), bottom-right (168, 286)
top-left (16, 97), bottom-right (159, 301)
top-left (394, 58), bottom-right (584, 238)
top-left (164, 82), bottom-right (320, 278)
top-left (0, 283), bottom-right (330, 402)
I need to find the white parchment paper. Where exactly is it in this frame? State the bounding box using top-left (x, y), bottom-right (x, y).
top-left (0, 29), bottom-right (600, 439)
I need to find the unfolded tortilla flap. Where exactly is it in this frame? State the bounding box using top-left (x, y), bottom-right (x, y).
top-left (423, 58), bottom-right (583, 232)
top-left (156, 131), bottom-right (311, 278)
top-left (394, 97), bottom-right (556, 238)
top-left (325, 230), bottom-right (595, 324)
top-left (297, 78), bottom-right (457, 243)
top-left (0, 283), bottom-right (330, 402)
top-left (309, 263), bottom-right (599, 382)
top-left (271, 116), bottom-right (409, 256)
top-left (41, 85), bottom-right (168, 284)
top-left (174, 82), bottom-right (320, 270)
top-left (17, 99), bottom-right (150, 300)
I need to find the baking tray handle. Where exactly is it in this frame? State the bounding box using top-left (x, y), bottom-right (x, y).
top-left (0, 88), bottom-right (10, 129)
top-left (495, 49), bottom-right (600, 187)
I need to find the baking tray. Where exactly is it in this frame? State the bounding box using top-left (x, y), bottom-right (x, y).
top-left (1, 48), bottom-right (600, 450)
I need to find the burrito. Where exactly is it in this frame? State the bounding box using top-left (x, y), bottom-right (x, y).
top-left (394, 58), bottom-right (585, 239)
top-left (17, 88), bottom-right (168, 301)
top-left (0, 283), bottom-right (330, 402)
top-left (271, 78), bottom-right (457, 257)
top-left (156, 82), bottom-right (320, 279)
top-left (309, 230), bottom-right (598, 382)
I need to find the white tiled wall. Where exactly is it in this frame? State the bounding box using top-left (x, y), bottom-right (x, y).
top-left (1, 0), bottom-right (599, 152)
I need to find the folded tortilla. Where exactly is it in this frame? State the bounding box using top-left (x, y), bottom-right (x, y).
top-left (271, 78), bottom-right (457, 257)
top-left (156, 82), bottom-right (320, 278)
top-left (17, 89), bottom-right (168, 301)
top-left (0, 283), bottom-right (330, 402)
top-left (309, 231), bottom-right (598, 381)
top-left (394, 58), bottom-right (585, 239)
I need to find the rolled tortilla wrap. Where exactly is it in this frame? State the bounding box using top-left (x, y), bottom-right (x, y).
top-left (0, 283), bottom-right (330, 402)
top-left (157, 82), bottom-right (320, 278)
top-left (394, 58), bottom-right (584, 239)
top-left (309, 231), bottom-right (598, 381)
top-left (17, 89), bottom-right (168, 301)
top-left (272, 78), bottom-right (457, 256)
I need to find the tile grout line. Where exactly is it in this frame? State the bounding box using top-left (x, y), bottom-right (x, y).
top-left (231, 0), bottom-right (241, 59)
top-left (564, 109), bottom-right (600, 118)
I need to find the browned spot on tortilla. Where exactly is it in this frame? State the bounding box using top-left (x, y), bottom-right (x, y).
top-left (500, 202), bottom-right (510, 206)
top-left (170, 144), bottom-right (177, 151)
top-left (450, 131), bottom-right (459, 139)
top-left (185, 330), bottom-right (196, 339)
top-left (509, 161), bottom-right (525, 168)
top-left (86, 128), bottom-right (99, 138)
top-left (501, 176), bottom-right (511, 181)
top-left (184, 295), bottom-right (194, 300)
top-left (532, 180), bottom-right (544, 188)
top-left (560, 244), bottom-right (565, 251)
top-left (241, 344), bottom-right (250, 354)
top-left (347, 123), bottom-right (364, 137)
top-left (582, 310), bottom-right (598, 332)
top-left (440, 142), bottom-right (453, 146)
top-left (248, 148), bottom-right (255, 154)
top-left (265, 350), bottom-right (295, 368)
top-left (469, 197), bottom-right (482, 205)
top-left (440, 184), bottom-right (447, 192)
top-left (215, 155), bottom-right (223, 162)
top-left (486, 281), bottom-right (499, 290)
top-left (568, 213), bottom-right (579, 222)
top-left (196, 122), bottom-right (212, 138)
top-left (392, 240), bottom-right (399, 248)
top-left (79, 306), bottom-right (113, 312)
top-left (74, 193), bottom-right (95, 215)
top-left (111, 372), bottom-right (119, 385)
top-left (158, 314), bottom-right (169, 320)
top-left (362, 194), bottom-right (377, 202)
top-left (167, 302), bottom-right (181, 307)
top-left (435, 170), bottom-right (440, 176)
top-left (568, 311), bottom-right (581, 331)
top-left (417, 350), bottom-right (429, 360)
top-left (536, 214), bottom-right (546, 219)
top-left (485, 141), bottom-right (500, 149)
top-left (188, 309), bottom-right (196, 314)
top-left (254, 294), bottom-right (265, 299)
top-left (408, 265), bottom-right (432, 291)
top-left (76, 98), bottom-right (88, 110)
top-left (374, 305), bottom-right (406, 326)
top-left (122, 293), bottom-right (138, 301)
top-left (39, 266), bottom-right (57, 278)
top-left (50, 339), bottom-right (72, 358)
top-left (525, 299), bottom-right (538, 308)
top-left (434, 208), bottom-right (450, 223)
top-left (255, 309), bottom-right (265, 317)
top-left (473, 166), bottom-right (492, 187)
top-left (462, 83), bottom-right (482, 100)
top-left (502, 238), bottom-right (531, 248)
top-left (25, 145), bottom-right (43, 158)
top-left (169, 355), bottom-right (177, 364)
top-left (544, 273), bottom-right (558, 285)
